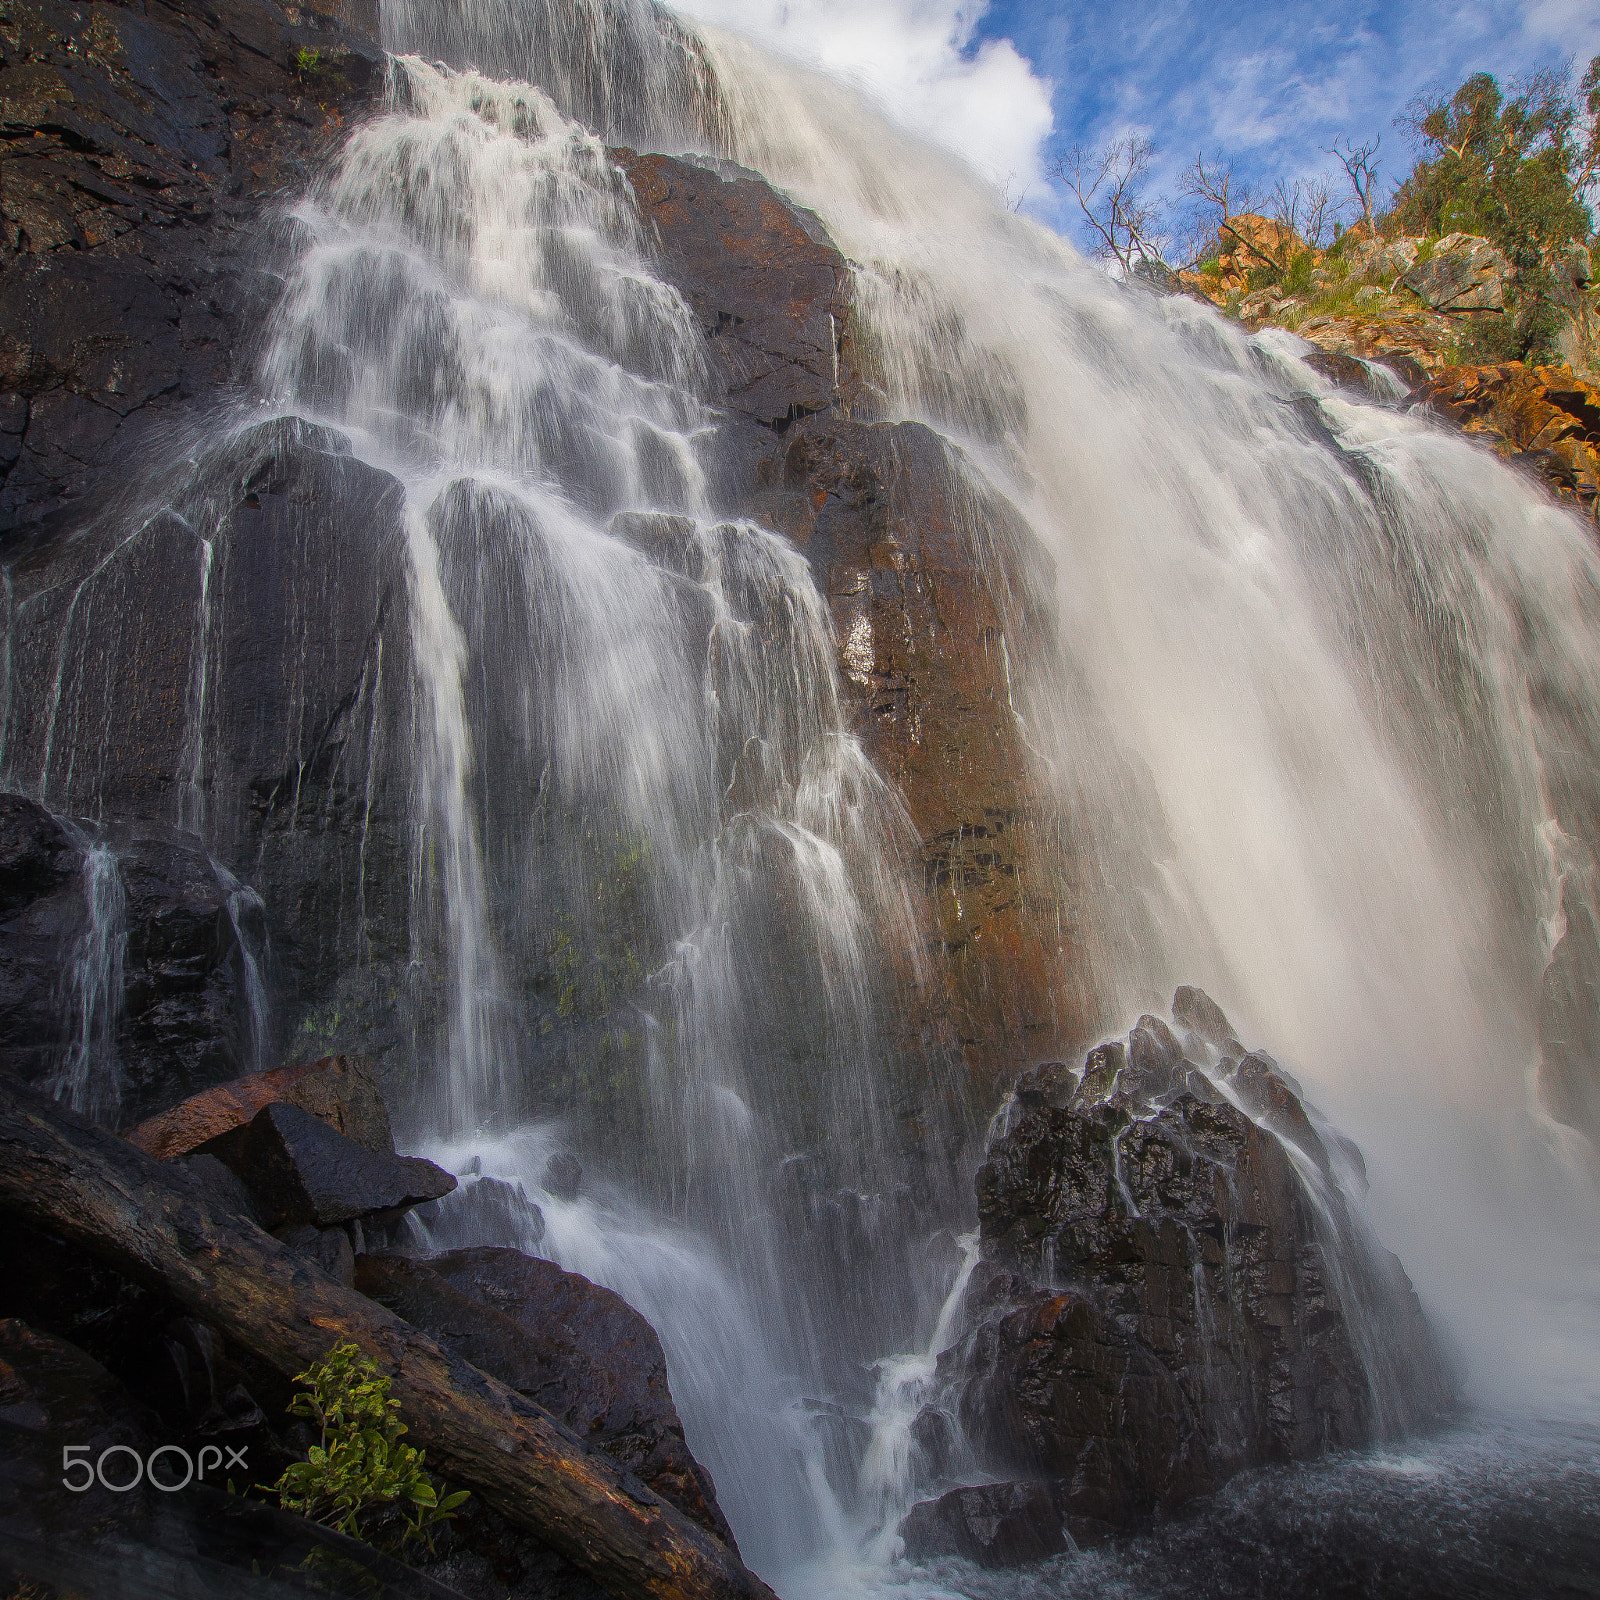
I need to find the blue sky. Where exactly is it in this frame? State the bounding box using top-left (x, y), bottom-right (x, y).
top-left (977, 0), bottom-right (1599, 229)
top-left (676, 0), bottom-right (1599, 245)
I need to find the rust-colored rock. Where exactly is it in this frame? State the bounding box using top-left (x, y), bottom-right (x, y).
top-left (124, 1053), bottom-right (393, 1161)
top-left (1413, 362), bottom-right (1600, 523)
top-left (751, 415), bottom-right (1095, 1092)
top-left (1214, 214), bottom-right (1311, 289)
top-left (612, 149), bottom-right (854, 428)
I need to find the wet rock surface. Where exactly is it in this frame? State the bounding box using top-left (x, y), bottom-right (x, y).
top-left (0, 412), bottom-right (415, 1101)
top-left (355, 1247), bottom-right (735, 1549)
top-left (1412, 361), bottom-right (1600, 524)
top-left (196, 1100), bottom-right (456, 1228)
top-left (900, 1479), bottom-right (1071, 1568)
top-left (0, 795), bottom-right (272, 1124)
top-left (0, 0), bottom-right (382, 542)
top-left (903, 988), bottom-right (1452, 1554)
top-left (612, 149), bottom-right (854, 431)
top-left (745, 412), bottom-right (1090, 1092)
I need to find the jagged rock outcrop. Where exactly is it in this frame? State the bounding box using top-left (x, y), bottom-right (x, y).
top-left (900, 988), bottom-right (1451, 1563)
top-left (1181, 223), bottom-right (1515, 383)
top-left (1412, 361), bottom-right (1600, 523)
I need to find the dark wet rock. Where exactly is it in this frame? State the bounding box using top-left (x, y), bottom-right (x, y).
top-left (354, 1248), bottom-right (735, 1549)
top-left (197, 1101), bottom-right (455, 1229)
top-left (608, 511), bottom-right (704, 579)
top-left (950, 1270), bottom-right (1210, 1526)
top-left (0, 801), bottom-right (269, 1125)
top-left (0, 792), bottom-right (78, 911)
top-left (276, 1222), bottom-right (356, 1286)
top-left (1302, 348), bottom-right (1394, 398)
top-left (2, 411), bottom-right (416, 1092)
top-left (126, 1052), bottom-right (393, 1161)
top-left (1172, 984), bottom-right (1234, 1050)
top-left (419, 1174), bottom-right (548, 1249)
top-left (1070, 1041), bottom-right (1124, 1109)
top-left (541, 1152), bottom-right (584, 1202)
top-left (0, 796), bottom-right (87, 1088)
top-left (922, 991), bottom-right (1453, 1541)
top-left (900, 1480), bottom-right (1071, 1568)
top-left (1231, 1050), bottom-right (1328, 1168)
top-left (1013, 1060), bottom-right (1075, 1110)
top-left (612, 150), bottom-right (854, 430)
top-left (107, 821), bottom-right (266, 1124)
top-left (0, 0), bottom-right (382, 542)
top-left (751, 412), bottom-right (1089, 1092)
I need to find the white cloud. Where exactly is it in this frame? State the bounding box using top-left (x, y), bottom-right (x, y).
top-left (669, 0), bottom-right (1057, 188)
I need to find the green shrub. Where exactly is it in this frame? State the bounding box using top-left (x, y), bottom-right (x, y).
top-left (1282, 249), bottom-right (1315, 295)
top-left (266, 1342), bottom-right (469, 1555)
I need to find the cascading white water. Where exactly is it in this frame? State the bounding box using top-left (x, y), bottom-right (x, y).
top-left (685, 25), bottom-right (1600, 1421)
top-left (52, 838), bottom-right (127, 1125)
top-left (258, 45), bottom-right (962, 1582)
top-left (226, 0), bottom-right (1600, 1587)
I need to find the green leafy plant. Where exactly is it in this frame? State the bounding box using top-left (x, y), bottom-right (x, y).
top-left (295, 45), bottom-right (326, 75)
top-left (266, 1342), bottom-right (469, 1555)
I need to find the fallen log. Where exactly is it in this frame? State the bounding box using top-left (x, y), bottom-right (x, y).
top-left (0, 1080), bottom-right (777, 1600)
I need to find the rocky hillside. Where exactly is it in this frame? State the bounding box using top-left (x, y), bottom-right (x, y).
top-left (1179, 215), bottom-right (1600, 525)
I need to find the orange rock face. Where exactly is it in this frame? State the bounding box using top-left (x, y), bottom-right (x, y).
top-left (1213, 214), bottom-right (1311, 290)
top-left (754, 416), bottom-right (1096, 1096)
top-left (1413, 363), bottom-right (1600, 523)
top-left (123, 1052), bottom-right (392, 1161)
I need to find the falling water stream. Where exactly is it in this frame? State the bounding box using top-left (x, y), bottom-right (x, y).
top-left (256, 0), bottom-right (1600, 1588)
top-left (7, 0), bottom-right (1600, 1591)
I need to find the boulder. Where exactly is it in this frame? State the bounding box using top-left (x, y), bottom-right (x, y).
top-left (542, 1152), bottom-right (584, 1202)
top-left (197, 1102), bottom-right (455, 1229)
top-left (125, 1053), bottom-right (393, 1162)
top-left (900, 1481), bottom-right (1070, 1567)
top-left (1403, 234), bottom-right (1510, 313)
top-left (354, 1249), bottom-right (735, 1549)
top-left (924, 989), bottom-right (1452, 1539)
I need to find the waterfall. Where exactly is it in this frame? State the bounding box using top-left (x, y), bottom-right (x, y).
top-left (5, 0), bottom-right (1597, 1587)
top-left (681, 27), bottom-right (1600, 1420)
top-left (53, 839), bottom-right (127, 1126)
top-left (256, 46), bottom-right (962, 1579)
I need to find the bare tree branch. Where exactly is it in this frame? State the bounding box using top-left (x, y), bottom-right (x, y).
top-left (1052, 137), bottom-right (1168, 275)
top-left (1326, 134), bottom-right (1382, 232)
